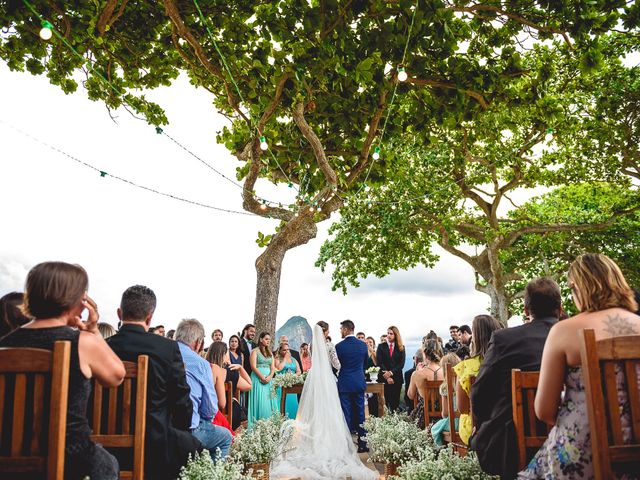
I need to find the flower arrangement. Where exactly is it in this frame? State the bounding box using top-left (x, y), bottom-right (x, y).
top-left (270, 371), bottom-right (307, 397)
top-left (396, 445), bottom-right (498, 479)
top-left (364, 410), bottom-right (432, 465)
top-left (230, 414), bottom-right (293, 465)
top-left (178, 450), bottom-right (250, 480)
top-left (365, 366), bottom-right (380, 375)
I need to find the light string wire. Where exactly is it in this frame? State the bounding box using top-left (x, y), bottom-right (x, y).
top-left (0, 119), bottom-right (255, 215)
top-left (190, 0), bottom-right (301, 196)
top-left (22, 0), bottom-right (287, 210)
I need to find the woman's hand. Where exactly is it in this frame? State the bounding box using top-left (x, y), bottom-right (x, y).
top-left (228, 364), bottom-right (241, 371)
top-left (71, 295), bottom-right (100, 335)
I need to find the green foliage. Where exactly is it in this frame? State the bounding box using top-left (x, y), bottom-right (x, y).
top-left (178, 450), bottom-right (250, 480)
top-left (396, 445), bottom-right (497, 480)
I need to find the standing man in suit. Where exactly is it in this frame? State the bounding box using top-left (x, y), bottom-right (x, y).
top-left (470, 277), bottom-right (561, 479)
top-left (335, 319), bottom-right (370, 452)
top-left (238, 323), bottom-right (256, 408)
top-left (376, 325), bottom-right (406, 412)
top-left (108, 285), bottom-right (202, 480)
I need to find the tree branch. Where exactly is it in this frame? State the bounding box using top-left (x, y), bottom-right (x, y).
top-left (410, 77), bottom-right (489, 110)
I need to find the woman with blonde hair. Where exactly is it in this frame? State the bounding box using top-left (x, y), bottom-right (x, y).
top-left (520, 254), bottom-right (640, 478)
top-left (376, 325), bottom-right (406, 412)
top-left (431, 352), bottom-right (461, 445)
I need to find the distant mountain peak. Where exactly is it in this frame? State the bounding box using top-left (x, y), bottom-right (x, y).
top-left (276, 315), bottom-right (312, 352)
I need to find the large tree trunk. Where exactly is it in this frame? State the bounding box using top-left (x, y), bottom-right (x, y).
top-left (253, 216), bottom-right (318, 337)
top-left (487, 284), bottom-right (510, 325)
top-left (473, 246), bottom-right (512, 325)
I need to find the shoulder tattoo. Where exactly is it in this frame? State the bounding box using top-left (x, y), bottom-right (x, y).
top-left (603, 313), bottom-right (639, 336)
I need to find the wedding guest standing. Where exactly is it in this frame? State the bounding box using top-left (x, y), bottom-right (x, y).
top-left (248, 332), bottom-right (278, 427)
top-left (227, 335), bottom-right (244, 392)
top-left (0, 291), bottom-right (30, 337)
top-left (275, 342), bottom-right (301, 419)
top-left (454, 314), bottom-right (502, 445)
top-left (239, 324), bottom-right (256, 374)
top-left (519, 254), bottom-right (640, 479)
top-left (300, 342), bottom-right (312, 372)
top-left (0, 262), bottom-right (125, 480)
top-left (376, 326), bottom-right (406, 412)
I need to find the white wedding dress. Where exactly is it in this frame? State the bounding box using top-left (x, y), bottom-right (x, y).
top-left (270, 325), bottom-right (378, 480)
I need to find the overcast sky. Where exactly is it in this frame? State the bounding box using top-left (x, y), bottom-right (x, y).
top-left (0, 63), bottom-right (492, 344)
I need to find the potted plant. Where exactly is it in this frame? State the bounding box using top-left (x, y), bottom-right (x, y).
top-left (230, 414), bottom-right (292, 479)
top-left (397, 445), bottom-right (498, 479)
top-left (270, 371), bottom-right (307, 397)
top-left (364, 411), bottom-right (432, 476)
top-left (178, 450), bottom-right (250, 480)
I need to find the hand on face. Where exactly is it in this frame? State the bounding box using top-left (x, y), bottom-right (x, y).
top-left (69, 295), bottom-right (100, 334)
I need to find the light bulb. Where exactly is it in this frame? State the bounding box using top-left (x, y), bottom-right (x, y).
top-left (372, 146), bottom-right (381, 160)
top-left (397, 67), bottom-right (408, 82)
top-left (39, 26), bottom-right (53, 40)
top-left (364, 185), bottom-right (370, 192)
top-left (391, 204), bottom-right (397, 210)
top-left (260, 203), bottom-right (267, 210)
top-left (259, 135), bottom-right (268, 151)
top-left (309, 206), bottom-right (315, 213)
top-left (545, 128), bottom-right (554, 143)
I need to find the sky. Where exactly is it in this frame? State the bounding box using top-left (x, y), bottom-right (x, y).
top-left (0, 62), bottom-right (492, 348)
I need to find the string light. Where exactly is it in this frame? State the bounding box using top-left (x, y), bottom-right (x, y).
top-left (259, 136), bottom-right (269, 151)
top-left (372, 146), bottom-right (381, 160)
top-left (397, 66), bottom-right (408, 82)
top-left (309, 206), bottom-right (315, 212)
top-left (545, 128), bottom-right (554, 142)
top-left (364, 185), bottom-right (371, 192)
top-left (260, 203), bottom-right (267, 211)
top-left (39, 20), bottom-right (53, 40)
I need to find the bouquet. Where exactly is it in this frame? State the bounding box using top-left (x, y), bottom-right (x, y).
top-left (364, 411), bottom-right (432, 465)
top-left (397, 445), bottom-right (498, 479)
top-left (365, 366), bottom-right (380, 375)
top-left (270, 371), bottom-right (307, 397)
top-left (230, 414), bottom-right (293, 465)
top-left (179, 450), bottom-right (250, 480)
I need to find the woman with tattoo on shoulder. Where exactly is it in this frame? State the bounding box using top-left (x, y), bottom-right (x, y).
top-left (519, 254), bottom-right (640, 479)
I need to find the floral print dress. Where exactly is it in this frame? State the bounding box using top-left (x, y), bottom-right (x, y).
top-left (519, 365), bottom-right (640, 479)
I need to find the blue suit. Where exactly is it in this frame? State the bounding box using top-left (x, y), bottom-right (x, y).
top-left (335, 335), bottom-right (369, 449)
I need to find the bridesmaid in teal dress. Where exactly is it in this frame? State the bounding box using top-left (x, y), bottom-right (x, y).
top-left (248, 332), bottom-right (278, 428)
top-left (275, 343), bottom-right (301, 419)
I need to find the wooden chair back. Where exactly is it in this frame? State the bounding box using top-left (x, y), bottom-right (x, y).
top-left (579, 329), bottom-right (640, 479)
top-left (0, 341), bottom-right (71, 480)
top-left (89, 355), bottom-right (148, 480)
top-left (511, 369), bottom-right (552, 470)
top-left (418, 380), bottom-right (443, 426)
top-left (223, 381), bottom-right (233, 426)
top-left (442, 364), bottom-right (476, 455)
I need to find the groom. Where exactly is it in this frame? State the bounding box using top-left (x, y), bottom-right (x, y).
top-left (336, 319), bottom-right (370, 453)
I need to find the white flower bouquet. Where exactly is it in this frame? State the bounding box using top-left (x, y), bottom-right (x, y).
top-left (365, 366), bottom-right (380, 375)
top-left (230, 414), bottom-right (293, 465)
top-left (364, 411), bottom-right (432, 465)
top-left (178, 450), bottom-right (250, 480)
top-left (270, 371), bottom-right (307, 397)
top-left (397, 445), bottom-right (498, 479)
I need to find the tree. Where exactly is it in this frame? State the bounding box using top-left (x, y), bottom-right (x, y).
top-left (1, 0), bottom-right (636, 334)
top-left (317, 44), bottom-right (640, 323)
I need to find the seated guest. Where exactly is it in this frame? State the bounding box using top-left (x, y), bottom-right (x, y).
top-left (519, 254), bottom-right (640, 479)
top-left (97, 322), bottom-right (116, 339)
top-left (471, 278), bottom-right (561, 479)
top-left (0, 262), bottom-right (125, 480)
top-left (0, 291), bottom-right (30, 337)
top-left (404, 349), bottom-right (423, 409)
top-left (454, 314), bottom-right (502, 445)
top-left (227, 334), bottom-right (251, 393)
top-left (300, 342), bottom-right (312, 372)
top-left (108, 286), bottom-right (202, 480)
top-left (175, 320), bottom-right (233, 458)
top-left (212, 328), bottom-right (223, 342)
top-left (431, 352), bottom-right (461, 445)
top-left (407, 341), bottom-right (444, 428)
top-left (153, 325), bottom-right (166, 336)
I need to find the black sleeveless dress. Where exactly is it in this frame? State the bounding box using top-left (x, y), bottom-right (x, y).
top-left (0, 326), bottom-right (118, 479)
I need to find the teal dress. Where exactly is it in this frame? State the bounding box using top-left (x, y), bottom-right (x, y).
top-left (248, 350), bottom-right (278, 428)
top-left (276, 358), bottom-right (300, 419)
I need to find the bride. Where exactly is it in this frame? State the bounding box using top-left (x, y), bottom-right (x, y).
top-left (270, 323), bottom-right (378, 479)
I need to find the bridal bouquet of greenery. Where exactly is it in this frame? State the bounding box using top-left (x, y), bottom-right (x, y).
top-left (178, 450), bottom-right (250, 480)
top-left (270, 371), bottom-right (307, 397)
top-left (397, 445), bottom-right (498, 479)
top-left (364, 411), bottom-right (432, 465)
top-left (231, 414), bottom-right (293, 464)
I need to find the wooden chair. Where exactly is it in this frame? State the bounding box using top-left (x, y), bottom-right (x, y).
top-left (0, 341), bottom-right (71, 480)
top-left (579, 329), bottom-right (640, 479)
top-left (442, 364), bottom-right (476, 455)
top-left (417, 380), bottom-right (443, 427)
top-left (89, 355), bottom-right (148, 480)
top-left (222, 381), bottom-right (233, 426)
top-left (511, 369), bottom-right (552, 470)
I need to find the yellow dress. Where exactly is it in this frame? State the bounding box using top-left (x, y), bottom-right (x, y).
top-left (453, 356), bottom-right (482, 445)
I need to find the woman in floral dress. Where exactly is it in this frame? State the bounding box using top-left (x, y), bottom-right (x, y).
top-left (519, 254), bottom-right (640, 479)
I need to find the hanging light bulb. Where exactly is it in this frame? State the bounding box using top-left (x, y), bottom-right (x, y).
top-left (372, 146), bottom-right (381, 160)
top-left (39, 21), bottom-right (53, 40)
top-left (364, 184), bottom-right (371, 192)
top-left (397, 66), bottom-right (408, 82)
top-left (391, 204), bottom-right (397, 210)
top-left (309, 206), bottom-right (315, 213)
top-left (545, 128), bottom-right (554, 143)
top-left (260, 203), bottom-right (267, 211)
top-left (259, 136), bottom-right (268, 151)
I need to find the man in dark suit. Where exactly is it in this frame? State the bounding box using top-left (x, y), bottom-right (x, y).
top-left (108, 285), bottom-right (202, 480)
top-left (470, 277), bottom-right (561, 479)
top-left (335, 319), bottom-right (370, 452)
top-left (238, 323), bottom-right (256, 374)
top-left (376, 326), bottom-right (406, 412)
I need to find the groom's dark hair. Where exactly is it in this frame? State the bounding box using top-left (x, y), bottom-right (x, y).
top-left (340, 319), bottom-right (355, 332)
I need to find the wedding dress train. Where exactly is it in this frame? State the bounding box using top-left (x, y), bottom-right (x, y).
top-left (270, 325), bottom-right (378, 480)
